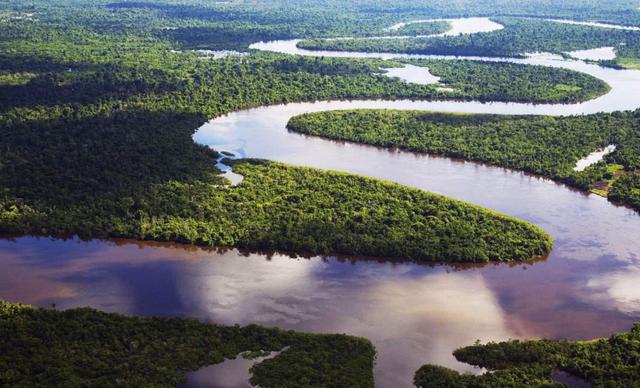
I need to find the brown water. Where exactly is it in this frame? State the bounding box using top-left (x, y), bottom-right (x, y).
top-left (3, 17), bottom-right (640, 388)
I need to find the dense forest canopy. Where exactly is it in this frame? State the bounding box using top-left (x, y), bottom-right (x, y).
top-left (2, 0), bottom-right (640, 50)
top-left (299, 17), bottom-right (640, 69)
top-left (8, 0), bottom-right (629, 262)
top-left (1, 0), bottom-right (640, 386)
top-left (0, 299), bottom-right (375, 387)
top-left (287, 109), bottom-right (640, 211)
top-left (414, 324), bottom-right (640, 387)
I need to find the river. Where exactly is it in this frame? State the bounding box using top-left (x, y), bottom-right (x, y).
top-left (2, 17), bottom-right (640, 388)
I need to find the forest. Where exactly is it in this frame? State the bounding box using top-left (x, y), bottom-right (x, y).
top-left (0, 299), bottom-right (375, 387)
top-left (3, 0), bottom-right (639, 53)
top-left (2, 0), bottom-right (640, 386)
top-left (0, 133), bottom-right (554, 263)
top-left (0, 42), bottom-right (567, 262)
top-left (3, 298), bottom-right (639, 388)
top-left (298, 17), bottom-right (640, 69)
top-left (414, 323), bottom-right (640, 387)
top-left (6, 2), bottom-right (622, 263)
top-left (287, 109), bottom-right (640, 210)
top-left (411, 58), bottom-right (609, 103)
top-left (609, 174), bottom-right (640, 211)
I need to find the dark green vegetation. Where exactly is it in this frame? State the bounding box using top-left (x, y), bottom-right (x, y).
top-left (389, 20), bottom-right (450, 36)
top-left (1, 0), bottom-right (640, 386)
top-left (287, 109), bottom-right (640, 211)
top-left (0, 46), bottom-right (561, 262)
top-left (0, 299), bottom-right (375, 387)
top-left (1, 150), bottom-right (553, 263)
top-left (298, 17), bottom-right (640, 69)
top-left (2, 0), bottom-right (640, 52)
top-left (5, 0), bottom-right (621, 262)
top-left (9, 0), bottom-right (634, 53)
top-left (412, 59), bottom-right (609, 103)
top-left (414, 323), bottom-right (640, 387)
top-left (610, 174), bottom-right (640, 211)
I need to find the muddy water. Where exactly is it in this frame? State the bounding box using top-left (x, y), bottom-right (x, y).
top-left (2, 17), bottom-right (640, 388)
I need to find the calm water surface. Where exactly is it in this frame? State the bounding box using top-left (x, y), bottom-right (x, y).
top-left (3, 17), bottom-right (640, 388)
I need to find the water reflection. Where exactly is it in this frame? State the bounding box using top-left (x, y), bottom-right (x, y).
top-left (4, 15), bottom-right (640, 388)
top-left (1, 236), bottom-right (638, 387)
top-left (181, 349), bottom-right (287, 388)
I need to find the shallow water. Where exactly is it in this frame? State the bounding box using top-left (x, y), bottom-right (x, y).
top-left (3, 17), bottom-right (640, 388)
top-left (574, 145), bottom-right (617, 172)
top-left (386, 17), bottom-right (504, 36)
top-left (181, 349), bottom-right (287, 388)
top-left (383, 64), bottom-right (440, 85)
top-left (567, 46), bottom-right (617, 61)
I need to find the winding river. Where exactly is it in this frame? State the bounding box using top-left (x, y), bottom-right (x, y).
top-left (3, 17), bottom-right (640, 388)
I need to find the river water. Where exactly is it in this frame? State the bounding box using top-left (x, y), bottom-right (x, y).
top-left (2, 17), bottom-right (640, 388)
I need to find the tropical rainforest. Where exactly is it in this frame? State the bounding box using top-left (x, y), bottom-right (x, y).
top-left (4, 1), bottom-right (614, 262)
top-left (3, 299), bottom-right (640, 388)
top-left (1, 0), bottom-right (640, 386)
top-left (299, 17), bottom-right (640, 69)
top-left (287, 109), bottom-right (640, 210)
top-left (0, 299), bottom-right (375, 387)
top-left (414, 323), bottom-right (640, 387)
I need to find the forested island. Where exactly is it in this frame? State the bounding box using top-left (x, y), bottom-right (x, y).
top-left (288, 109), bottom-right (640, 211)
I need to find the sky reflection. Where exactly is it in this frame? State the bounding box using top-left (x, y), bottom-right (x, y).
top-left (1, 236), bottom-right (639, 387)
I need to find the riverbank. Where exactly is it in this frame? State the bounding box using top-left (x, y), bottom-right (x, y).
top-left (414, 323), bottom-right (640, 387)
top-left (0, 159), bottom-right (553, 263)
top-left (286, 109), bottom-right (640, 212)
top-left (0, 299), bottom-right (375, 387)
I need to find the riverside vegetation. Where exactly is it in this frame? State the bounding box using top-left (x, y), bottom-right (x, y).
top-left (6, 3), bottom-right (623, 262)
top-left (298, 17), bottom-right (640, 69)
top-left (0, 49), bottom-right (562, 262)
top-left (0, 299), bottom-right (375, 387)
top-left (414, 323), bottom-right (640, 387)
top-left (2, 0), bottom-right (640, 386)
top-left (287, 109), bottom-right (640, 211)
top-left (2, 299), bottom-right (639, 388)
top-left (7, 0), bottom-right (638, 52)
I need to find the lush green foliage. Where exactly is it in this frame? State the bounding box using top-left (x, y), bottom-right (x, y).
top-left (414, 323), bottom-right (640, 387)
top-left (1, 0), bottom-right (639, 385)
top-left (0, 149), bottom-right (553, 263)
top-left (610, 174), bottom-right (640, 211)
top-left (0, 44), bottom-right (558, 263)
top-left (417, 59), bottom-right (610, 103)
top-left (298, 17), bottom-right (640, 66)
top-left (0, 299), bottom-right (375, 387)
top-left (0, 1), bottom-right (591, 262)
top-left (5, 0), bottom-right (639, 51)
top-left (391, 20), bottom-right (450, 36)
top-left (287, 109), bottom-right (640, 209)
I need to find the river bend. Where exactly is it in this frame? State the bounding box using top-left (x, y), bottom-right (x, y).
top-left (2, 17), bottom-right (640, 388)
